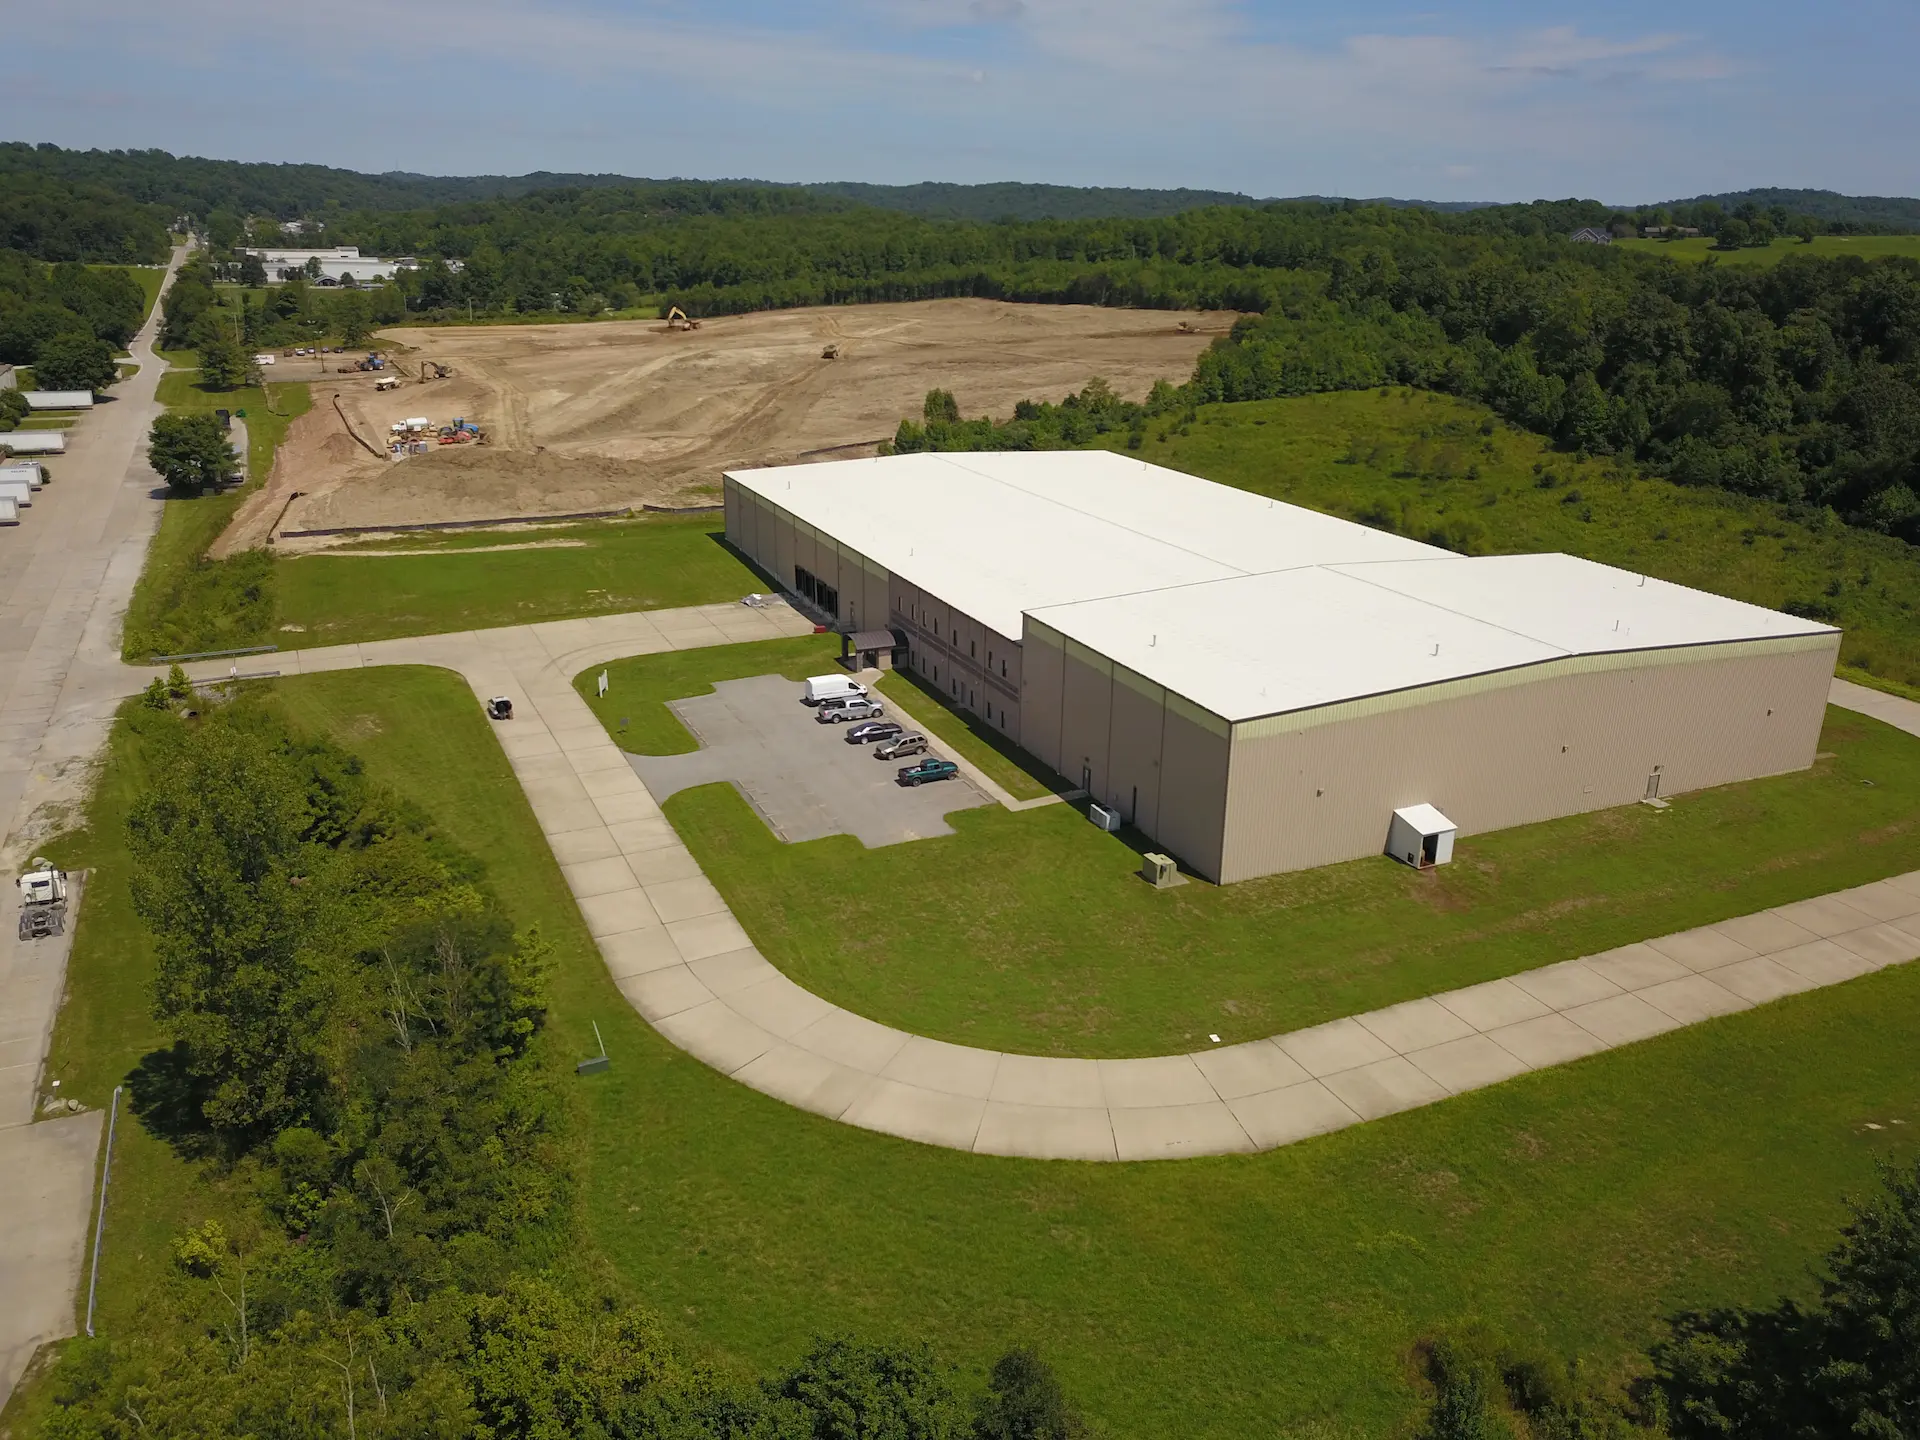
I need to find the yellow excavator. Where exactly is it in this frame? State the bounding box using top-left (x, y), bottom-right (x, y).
top-left (666, 306), bottom-right (702, 331)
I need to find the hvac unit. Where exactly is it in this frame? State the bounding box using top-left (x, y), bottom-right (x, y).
top-left (1140, 852), bottom-right (1181, 888)
top-left (1087, 802), bottom-right (1121, 832)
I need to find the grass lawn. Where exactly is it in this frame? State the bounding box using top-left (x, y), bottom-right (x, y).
top-left (276, 516), bottom-right (763, 646)
top-left (667, 699), bottom-right (1920, 1056)
top-left (575, 633), bottom-right (843, 753)
top-left (120, 376), bottom-right (312, 660)
top-left (1614, 234), bottom-right (1920, 266)
top-left (873, 667), bottom-right (1062, 800)
top-left (1105, 389), bottom-right (1920, 690)
top-left (33, 666), bottom-right (1920, 1439)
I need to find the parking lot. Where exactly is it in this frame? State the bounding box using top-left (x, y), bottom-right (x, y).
top-left (626, 674), bottom-right (990, 846)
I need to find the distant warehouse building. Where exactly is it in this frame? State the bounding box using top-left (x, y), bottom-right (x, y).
top-left (723, 453), bottom-right (1839, 883)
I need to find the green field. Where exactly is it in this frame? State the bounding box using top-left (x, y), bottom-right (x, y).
top-left (1614, 234), bottom-right (1920, 266)
top-left (1106, 389), bottom-right (1920, 690)
top-left (32, 665), bottom-right (1920, 1439)
top-left (277, 515), bottom-right (762, 645)
top-left (120, 371), bottom-right (312, 660)
top-left (575, 633), bottom-right (842, 752)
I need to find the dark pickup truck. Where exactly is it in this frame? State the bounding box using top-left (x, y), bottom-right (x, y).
top-left (896, 757), bottom-right (959, 787)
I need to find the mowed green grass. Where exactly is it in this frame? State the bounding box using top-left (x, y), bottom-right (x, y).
top-left (1106, 389), bottom-right (1920, 690)
top-left (39, 666), bottom-right (1920, 1439)
top-left (575, 633), bottom-right (843, 753)
top-left (667, 692), bottom-right (1920, 1056)
top-left (277, 517), bottom-right (764, 646)
top-left (873, 667), bottom-right (1062, 800)
top-left (1615, 234), bottom-right (1920, 266)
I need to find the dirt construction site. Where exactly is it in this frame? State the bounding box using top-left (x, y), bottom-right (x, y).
top-left (216, 299), bottom-right (1229, 553)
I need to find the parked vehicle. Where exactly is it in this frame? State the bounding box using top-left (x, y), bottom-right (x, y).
top-left (803, 675), bottom-right (867, 705)
top-left (873, 732), bottom-right (928, 760)
top-left (896, 758), bottom-right (959, 786)
top-left (817, 697), bottom-right (883, 723)
top-left (485, 696), bottom-right (513, 720)
top-left (844, 720), bottom-right (903, 745)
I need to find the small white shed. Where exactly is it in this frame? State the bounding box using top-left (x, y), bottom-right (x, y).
top-left (1388, 804), bottom-right (1457, 869)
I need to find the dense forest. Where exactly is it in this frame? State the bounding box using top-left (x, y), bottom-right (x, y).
top-left (9, 142), bottom-right (1919, 539)
top-left (889, 221), bottom-right (1920, 541)
top-left (0, 251), bottom-right (148, 416)
top-left (41, 687), bottom-right (1095, 1439)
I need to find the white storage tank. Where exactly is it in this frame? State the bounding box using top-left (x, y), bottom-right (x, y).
top-left (1387, 804), bottom-right (1456, 869)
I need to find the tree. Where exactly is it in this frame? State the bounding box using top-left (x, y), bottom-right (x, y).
top-left (304, 256), bottom-right (322, 281)
top-left (1654, 1157), bottom-right (1920, 1439)
top-left (972, 1350), bottom-right (1088, 1440)
top-left (148, 411), bottom-right (236, 495)
top-left (335, 291), bottom-right (373, 347)
top-left (127, 716), bottom-right (323, 1136)
top-left (924, 388), bottom-right (961, 425)
top-left (238, 253), bottom-right (267, 286)
top-left (33, 331), bottom-right (118, 393)
top-left (198, 336), bottom-right (249, 391)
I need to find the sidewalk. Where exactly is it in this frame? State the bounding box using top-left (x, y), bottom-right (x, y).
top-left (169, 612), bottom-right (1920, 1163)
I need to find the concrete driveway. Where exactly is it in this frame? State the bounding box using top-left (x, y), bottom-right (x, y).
top-left (628, 675), bottom-right (989, 846)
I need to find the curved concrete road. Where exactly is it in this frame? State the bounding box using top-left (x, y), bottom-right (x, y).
top-left (162, 625), bottom-right (1920, 1163)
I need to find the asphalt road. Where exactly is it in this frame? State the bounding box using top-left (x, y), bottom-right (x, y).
top-left (0, 244), bottom-right (189, 1409)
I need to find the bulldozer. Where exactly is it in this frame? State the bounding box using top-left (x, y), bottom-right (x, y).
top-left (665, 306), bottom-right (702, 332)
top-left (420, 361), bottom-right (455, 380)
top-left (1175, 320), bottom-right (1198, 334)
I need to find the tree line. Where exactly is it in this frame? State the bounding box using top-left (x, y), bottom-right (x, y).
top-left (1411, 1156), bottom-right (1920, 1439)
top-left (0, 250), bottom-right (145, 405)
top-left (43, 688), bottom-right (1096, 1440)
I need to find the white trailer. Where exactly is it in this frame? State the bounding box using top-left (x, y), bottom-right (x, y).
top-left (0, 460), bottom-right (44, 487)
top-left (1, 432), bottom-right (66, 455)
top-left (0, 497), bottom-right (17, 525)
top-left (22, 390), bottom-right (94, 410)
top-left (0, 480), bottom-right (32, 507)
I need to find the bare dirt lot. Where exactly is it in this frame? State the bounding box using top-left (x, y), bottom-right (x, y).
top-left (225, 300), bottom-right (1228, 548)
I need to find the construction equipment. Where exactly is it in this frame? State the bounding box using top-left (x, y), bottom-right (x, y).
top-left (665, 306), bottom-right (702, 332)
top-left (486, 696), bottom-right (513, 720)
top-left (420, 361), bottom-right (454, 380)
top-left (1175, 320), bottom-right (1198, 334)
top-left (821, 343), bottom-right (840, 360)
top-left (17, 859), bottom-right (69, 940)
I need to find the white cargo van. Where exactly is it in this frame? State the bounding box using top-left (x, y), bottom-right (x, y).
top-left (802, 675), bottom-right (867, 705)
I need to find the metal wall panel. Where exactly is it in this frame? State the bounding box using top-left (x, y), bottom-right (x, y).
top-left (1217, 637), bottom-right (1839, 882)
top-left (1155, 703), bottom-right (1231, 880)
top-left (1106, 666), bottom-right (1169, 834)
top-left (724, 478), bottom-right (743, 550)
top-left (1058, 640), bottom-right (1115, 794)
top-left (1020, 622), bottom-right (1068, 771)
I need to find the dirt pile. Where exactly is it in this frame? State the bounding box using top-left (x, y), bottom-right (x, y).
top-left (219, 299), bottom-right (1230, 547)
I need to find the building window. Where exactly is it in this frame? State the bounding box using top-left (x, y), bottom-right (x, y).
top-left (1001, 659), bottom-right (1007, 677)
top-left (970, 640), bottom-right (976, 658)
top-left (933, 665), bottom-right (939, 682)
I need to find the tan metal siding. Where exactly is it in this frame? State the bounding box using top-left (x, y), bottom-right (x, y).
top-left (1021, 622), bottom-right (1067, 771)
top-left (1217, 637), bottom-right (1840, 883)
top-left (1155, 700), bottom-right (1231, 881)
top-left (1059, 639), bottom-right (1115, 793)
top-left (1106, 666), bottom-right (1169, 834)
top-left (724, 478), bottom-right (744, 550)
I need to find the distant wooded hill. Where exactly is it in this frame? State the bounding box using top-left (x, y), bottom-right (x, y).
top-left (1659, 188), bottom-right (1920, 233)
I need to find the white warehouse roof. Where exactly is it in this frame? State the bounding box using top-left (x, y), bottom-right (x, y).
top-left (1031, 554), bottom-right (1837, 722)
top-left (729, 451), bottom-right (1835, 724)
top-left (727, 451), bottom-right (1443, 639)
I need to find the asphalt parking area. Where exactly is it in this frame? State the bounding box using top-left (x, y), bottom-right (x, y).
top-left (626, 674), bottom-right (990, 846)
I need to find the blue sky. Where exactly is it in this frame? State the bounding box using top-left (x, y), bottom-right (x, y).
top-left (8, 0), bottom-right (1917, 202)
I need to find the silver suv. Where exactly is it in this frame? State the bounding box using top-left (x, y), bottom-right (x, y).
top-left (873, 732), bottom-right (928, 760)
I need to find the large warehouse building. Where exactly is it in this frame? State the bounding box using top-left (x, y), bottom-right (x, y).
top-left (723, 452), bottom-right (1840, 883)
